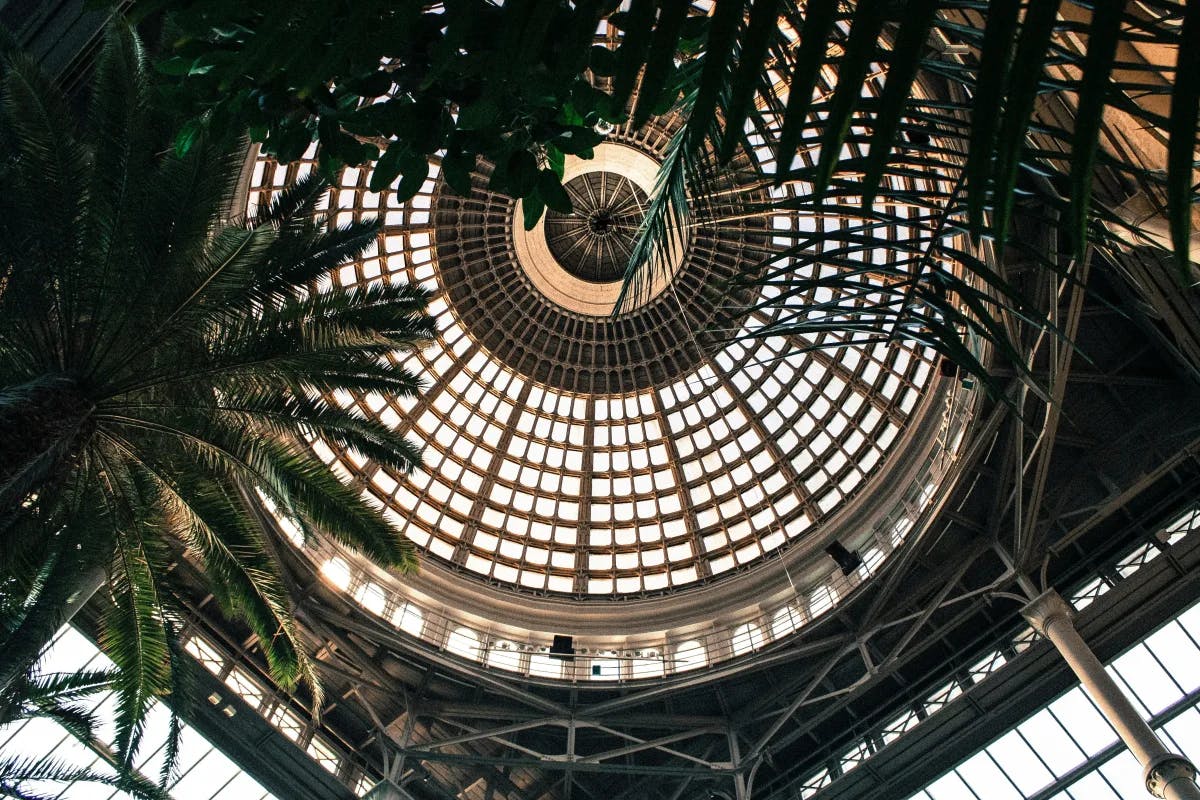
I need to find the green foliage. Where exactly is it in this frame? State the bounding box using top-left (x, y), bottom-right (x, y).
top-left (0, 24), bottom-right (434, 769)
top-left (130, 0), bottom-right (1196, 385)
top-left (620, 1), bottom-right (1197, 392)
top-left (136, 0), bottom-right (636, 223)
top-left (0, 656), bottom-right (171, 800)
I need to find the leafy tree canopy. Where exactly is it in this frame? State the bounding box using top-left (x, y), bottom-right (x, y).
top-left (135, 0), bottom-right (711, 216)
top-left (126, 0), bottom-right (1199, 404)
top-left (1, 23), bottom-right (434, 767)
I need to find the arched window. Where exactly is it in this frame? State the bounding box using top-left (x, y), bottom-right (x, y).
top-left (488, 640), bottom-right (522, 672)
top-left (630, 652), bottom-right (664, 679)
top-left (810, 583), bottom-right (841, 617)
top-left (590, 657), bottom-right (621, 680)
top-left (446, 627), bottom-right (481, 661)
top-left (731, 623), bottom-right (764, 656)
top-left (675, 640), bottom-right (708, 672)
top-left (320, 557), bottom-right (351, 591)
top-left (857, 546), bottom-right (883, 581)
top-left (392, 603), bottom-right (424, 637)
top-left (772, 603), bottom-right (806, 640)
top-left (353, 581), bottom-right (386, 616)
top-left (529, 653), bottom-right (563, 679)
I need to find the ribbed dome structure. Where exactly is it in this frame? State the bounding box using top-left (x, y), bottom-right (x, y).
top-left (239, 36), bottom-right (975, 676)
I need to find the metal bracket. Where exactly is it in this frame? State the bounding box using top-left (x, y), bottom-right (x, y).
top-left (1145, 754), bottom-right (1199, 799)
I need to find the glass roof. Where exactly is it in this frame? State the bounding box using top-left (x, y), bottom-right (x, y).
top-left (246, 140), bottom-right (936, 597)
top-left (238, 12), bottom-right (972, 607)
top-left (232, 12), bottom-right (993, 683)
top-left (242, 87), bottom-right (942, 600)
top-left (0, 627), bottom-right (278, 800)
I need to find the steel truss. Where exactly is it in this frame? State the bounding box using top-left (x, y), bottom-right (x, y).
top-left (123, 100), bottom-right (1200, 800)
top-left (170, 287), bottom-right (1200, 800)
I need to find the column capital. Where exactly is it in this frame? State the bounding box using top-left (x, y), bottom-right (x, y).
top-left (1020, 589), bottom-right (1075, 637)
top-left (1146, 755), bottom-right (1200, 799)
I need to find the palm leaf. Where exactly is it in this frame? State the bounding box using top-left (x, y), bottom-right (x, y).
top-left (773, 0), bottom-right (840, 174)
top-left (860, 0), bottom-right (939, 209)
top-left (965, 0), bottom-right (1021, 243)
top-left (691, 0), bottom-right (744, 145)
top-left (614, 116), bottom-right (695, 311)
top-left (0, 754), bottom-right (170, 800)
top-left (632, 0), bottom-right (692, 127)
top-left (611, 0), bottom-right (658, 113)
top-left (991, 0), bottom-right (1063, 247)
top-left (716, 0), bottom-right (782, 162)
top-left (1067, 1), bottom-right (1125, 261)
top-left (811, 1), bottom-right (885, 199)
top-left (1168, 0), bottom-right (1200, 272)
top-left (1, 23), bottom-right (433, 753)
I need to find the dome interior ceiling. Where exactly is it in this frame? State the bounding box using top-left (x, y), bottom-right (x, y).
top-left (238, 18), bottom-right (975, 666)
top-left (244, 120), bottom-right (944, 602)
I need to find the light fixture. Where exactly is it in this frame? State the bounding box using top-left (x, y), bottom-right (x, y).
top-left (826, 541), bottom-right (863, 575)
top-left (550, 634), bottom-right (576, 661)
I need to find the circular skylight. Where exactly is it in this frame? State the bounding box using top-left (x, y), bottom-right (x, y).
top-left (544, 172), bottom-right (648, 283)
top-left (242, 108), bottom-right (939, 600)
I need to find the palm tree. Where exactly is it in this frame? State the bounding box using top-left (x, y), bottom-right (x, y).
top-left (616, 1), bottom-right (1197, 392)
top-left (0, 659), bottom-right (172, 800)
top-left (0, 25), bottom-right (434, 765)
top-left (138, 0), bottom-right (1196, 389)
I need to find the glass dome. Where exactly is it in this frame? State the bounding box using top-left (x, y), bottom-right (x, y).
top-left (246, 133), bottom-right (934, 598)
top-left (241, 17), bottom-right (981, 678)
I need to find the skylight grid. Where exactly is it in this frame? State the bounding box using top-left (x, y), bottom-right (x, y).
top-left (241, 75), bottom-right (948, 597)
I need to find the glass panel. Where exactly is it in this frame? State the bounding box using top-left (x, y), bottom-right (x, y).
top-left (1144, 623), bottom-right (1200, 695)
top-left (1047, 689), bottom-right (1117, 757)
top-left (1163, 709), bottom-right (1200, 766)
top-left (1016, 710), bottom-right (1084, 777)
top-left (926, 771), bottom-right (977, 800)
top-left (985, 731), bottom-right (1055, 796)
top-left (675, 640), bottom-right (707, 672)
top-left (1064, 771), bottom-right (1120, 800)
top-left (446, 628), bottom-right (481, 660)
top-left (954, 751), bottom-right (1022, 800)
top-left (1098, 750), bottom-right (1146, 799)
top-left (1110, 646), bottom-right (1181, 715)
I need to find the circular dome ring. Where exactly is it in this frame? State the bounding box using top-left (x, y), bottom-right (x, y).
top-left (241, 44), bottom-right (980, 681)
top-left (545, 172), bottom-right (647, 283)
top-left (513, 142), bottom-right (686, 316)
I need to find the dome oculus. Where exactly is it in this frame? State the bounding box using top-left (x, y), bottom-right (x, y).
top-left (241, 111), bottom-right (941, 600)
top-left (544, 172), bottom-right (648, 284)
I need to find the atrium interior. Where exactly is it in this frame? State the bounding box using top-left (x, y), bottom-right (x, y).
top-left (1, 2), bottom-right (1199, 800)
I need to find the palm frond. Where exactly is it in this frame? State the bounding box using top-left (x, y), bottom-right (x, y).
top-left (617, 0), bottom-right (1194, 397)
top-left (631, 0), bottom-right (693, 127)
top-left (158, 625), bottom-right (189, 789)
top-left (615, 111), bottom-right (700, 312)
top-left (93, 455), bottom-right (173, 765)
top-left (0, 754), bottom-right (170, 800)
top-left (860, 0), bottom-right (939, 208)
top-left (0, 499), bottom-right (114, 695)
top-left (1, 23), bottom-right (433, 756)
top-left (964, 0), bottom-right (1019, 244)
top-left (810, 1), bottom-right (885, 199)
top-left (989, 0), bottom-right (1063, 247)
top-left (1066, 1), bottom-right (1125, 261)
top-left (772, 0), bottom-right (839, 173)
top-left (1168, 0), bottom-right (1200, 271)
top-left (718, 0), bottom-right (781, 163)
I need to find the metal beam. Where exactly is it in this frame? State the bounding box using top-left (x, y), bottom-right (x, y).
top-left (386, 749), bottom-right (739, 777)
top-left (412, 719), bottom-right (568, 752)
top-left (576, 727), bottom-right (724, 765)
top-left (743, 643), bottom-right (855, 762)
top-left (579, 633), bottom-right (850, 718)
